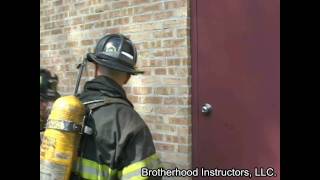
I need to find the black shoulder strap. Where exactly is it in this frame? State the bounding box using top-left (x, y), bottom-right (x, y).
top-left (83, 96), bottom-right (131, 112)
top-left (79, 97), bottom-right (131, 136)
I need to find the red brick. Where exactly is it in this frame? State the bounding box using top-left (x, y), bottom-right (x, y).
top-left (132, 87), bottom-right (152, 95)
top-left (52, 13), bottom-right (65, 21)
top-left (167, 68), bottom-right (175, 75)
top-left (141, 41), bottom-right (162, 49)
top-left (153, 11), bottom-right (174, 20)
top-left (50, 44), bottom-right (59, 50)
top-left (178, 145), bottom-right (191, 153)
top-left (104, 27), bottom-right (120, 34)
top-left (169, 117), bottom-right (189, 125)
top-left (120, 8), bottom-right (134, 16)
top-left (113, 17), bottom-right (129, 26)
top-left (155, 143), bottom-right (175, 151)
top-left (176, 107), bottom-right (191, 116)
top-left (133, 14), bottom-right (152, 23)
top-left (169, 67), bottom-right (189, 76)
top-left (156, 107), bottom-right (176, 115)
top-left (44, 22), bottom-right (54, 29)
top-left (109, 10), bottom-right (121, 18)
top-left (59, 49), bottom-right (70, 55)
top-left (178, 136), bottom-right (188, 144)
top-left (54, 21), bottom-right (64, 28)
top-left (71, 17), bottom-right (82, 25)
top-left (162, 39), bottom-right (186, 48)
top-left (154, 68), bottom-right (166, 75)
top-left (154, 124), bottom-right (176, 133)
top-left (162, 77), bottom-right (187, 85)
top-left (152, 133), bottom-right (164, 141)
top-left (89, 0), bottom-right (100, 5)
top-left (64, 57), bottom-right (76, 64)
top-left (81, 40), bottom-right (94, 46)
top-left (88, 70), bottom-right (95, 77)
top-left (166, 58), bottom-right (181, 66)
top-left (80, 8), bottom-right (90, 15)
top-left (123, 86), bottom-right (132, 94)
top-left (181, 58), bottom-right (191, 65)
top-left (164, 135), bottom-right (179, 143)
top-left (74, 1), bottom-right (86, 9)
top-left (134, 3), bottom-right (162, 14)
top-left (51, 29), bottom-right (62, 35)
top-left (142, 115), bottom-right (164, 124)
top-left (104, 20), bottom-right (112, 27)
top-left (85, 14), bottom-right (101, 22)
top-left (41, 17), bottom-right (50, 23)
top-left (164, 0), bottom-right (187, 9)
top-left (155, 87), bottom-right (175, 95)
top-left (140, 22), bottom-right (162, 31)
top-left (177, 28), bottom-right (189, 37)
top-left (57, 5), bottom-right (69, 12)
top-left (153, 30), bottom-right (173, 38)
top-left (163, 19), bottom-right (188, 29)
top-left (153, 50), bottom-right (174, 57)
top-left (130, 33), bottom-right (152, 41)
top-left (120, 24), bottom-right (141, 33)
top-left (143, 59), bottom-right (164, 67)
top-left (140, 97), bottom-right (162, 104)
top-left (65, 71), bottom-right (77, 80)
top-left (53, 0), bottom-right (63, 6)
top-left (177, 126), bottom-right (191, 135)
top-left (95, 22), bottom-right (105, 28)
top-left (131, 0), bottom-right (150, 5)
top-left (46, 9), bottom-right (55, 16)
top-left (65, 41), bottom-right (78, 48)
top-left (127, 95), bottom-right (138, 103)
top-left (52, 58), bottom-right (63, 64)
top-left (69, 10), bottom-right (77, 16)
top-left (163, 97), bottom-right (175, 105)
top-left (177, 97), bottom-right (190, 105)
top-left (40, 45), bottom-right (49, 50)
top-left (112, 1), bottom-right (129, 9)
top-left (103, 4), bottom-right (110, 11)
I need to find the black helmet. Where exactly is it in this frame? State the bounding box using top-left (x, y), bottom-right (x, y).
top-left (87, 34), bottom-right (144, 75)
top-left (40, 69), bottom-right (60, 100)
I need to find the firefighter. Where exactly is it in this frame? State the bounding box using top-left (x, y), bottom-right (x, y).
top-left (40, 68), bottom-right (60, 144)
top-left (71, 34), bottom-right (162, 180)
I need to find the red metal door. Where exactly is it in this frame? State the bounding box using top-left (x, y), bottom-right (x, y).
top-left (191, 0), bottom-right (280, 179)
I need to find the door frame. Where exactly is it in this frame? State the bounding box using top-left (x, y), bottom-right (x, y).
top-left (191, 0), bottom-right (200, 168)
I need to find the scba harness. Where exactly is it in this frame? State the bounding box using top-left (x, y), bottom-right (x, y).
top-left (81, 96), bottom-right (131, 136)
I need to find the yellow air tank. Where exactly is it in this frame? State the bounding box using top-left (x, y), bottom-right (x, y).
top-left (40, 95), bottom-right (85, 180)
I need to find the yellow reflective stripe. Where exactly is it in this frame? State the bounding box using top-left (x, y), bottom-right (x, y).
top-left (130, 176), bottom-right (148, 180)
top-left (74, 157), bottom-right (117, 180)
top-left (118, 154), bottom-right (161, 179)
top-left (123, 154), bottom-right (160, 175)
top-left (118, 171), bottom-right (149, 180)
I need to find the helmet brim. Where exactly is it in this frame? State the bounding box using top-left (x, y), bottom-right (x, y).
top-left (40, 91), bottom-right (60, 101)
top-left (87, 53), bottom-right (144, 75)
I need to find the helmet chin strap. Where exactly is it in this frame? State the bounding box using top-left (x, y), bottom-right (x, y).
top-left (94, 63), bottom-right (98, 77)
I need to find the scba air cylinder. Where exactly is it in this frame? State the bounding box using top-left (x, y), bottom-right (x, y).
top-left (40, 96), bottom-right (85, 180)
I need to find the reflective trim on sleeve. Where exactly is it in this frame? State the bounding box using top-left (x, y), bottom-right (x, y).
top-left (118, 154), bottom-right (162, 180)
top-left (73, 157), bottom-right (118, 180)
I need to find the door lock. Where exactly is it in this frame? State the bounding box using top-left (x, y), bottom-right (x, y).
top-left (201, 103), bottom-right (213, 114)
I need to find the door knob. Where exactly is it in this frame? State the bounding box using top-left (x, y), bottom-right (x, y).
top-left (202, 103), bottom-right (213, 114)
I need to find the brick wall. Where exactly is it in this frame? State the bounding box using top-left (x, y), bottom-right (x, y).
top-left (40, 0), bottom-right (191, 174)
